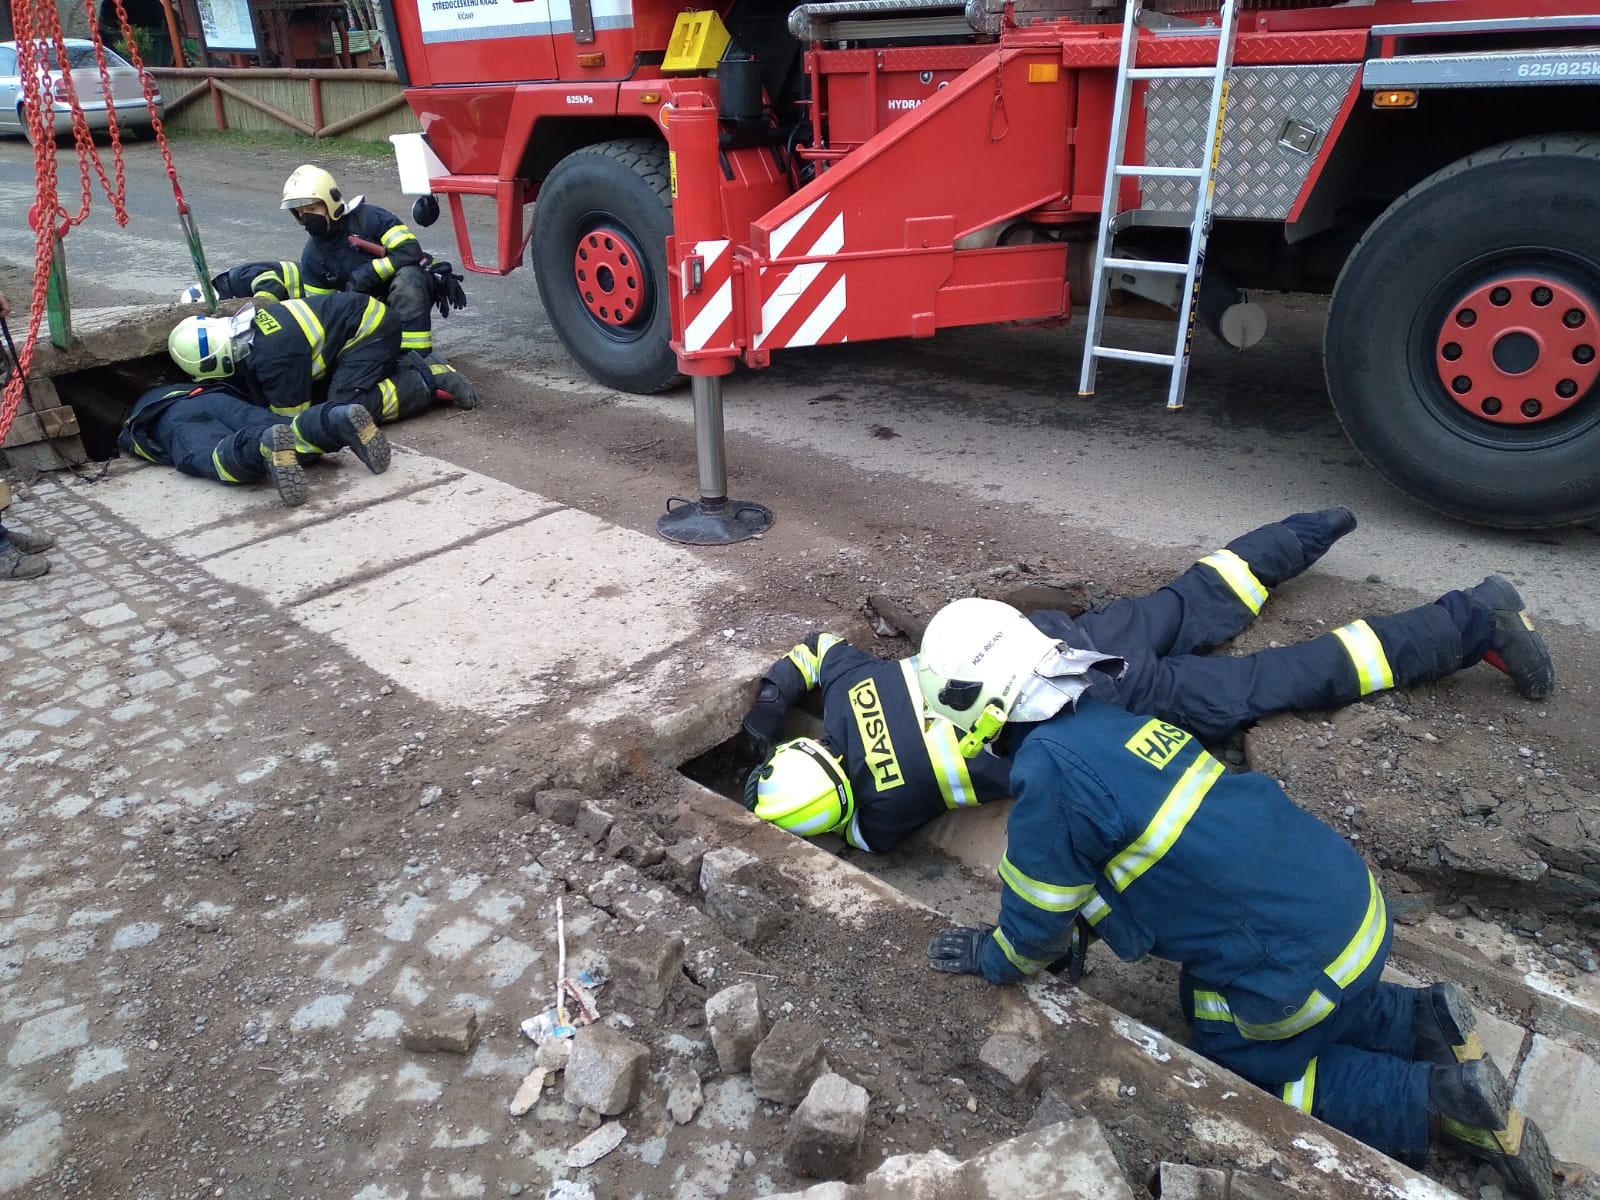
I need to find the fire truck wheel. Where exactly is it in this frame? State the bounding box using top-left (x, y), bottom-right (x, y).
top-left (1326, 135), bottom-right (1600, 529)
top-left (532, 138), bottom-right (683, 394)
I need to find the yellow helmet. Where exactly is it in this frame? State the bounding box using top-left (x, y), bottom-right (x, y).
top-left (168, 316), bottom-right (238, 380)
top-left (743, 738), bottom-right (854, 837)
top-left (280, 164), bottom-right (347, 220)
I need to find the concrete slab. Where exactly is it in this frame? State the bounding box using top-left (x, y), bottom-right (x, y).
top-left (1513, 1034), bottom-right (1600, 1171)
top-left (292, 507), bottom-right (732, 715)
top-left (88, 450), bottom-right (462, 548)
top-left (204, 474), bottom-right (561, 606)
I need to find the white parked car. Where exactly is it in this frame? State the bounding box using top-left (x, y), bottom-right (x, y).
top-left (0, 39), bottom-right (164, 142)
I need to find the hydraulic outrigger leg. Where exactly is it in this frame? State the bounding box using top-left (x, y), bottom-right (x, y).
top-left (657, 375), bottom-right (774, 545)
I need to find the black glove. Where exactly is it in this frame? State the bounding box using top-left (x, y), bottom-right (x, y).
top-left (741, 699), bottom-right (787, 758)
top-left (427, 260), bottom-right (468, 317)
top-left (927, 925), bottom-right (995, 976)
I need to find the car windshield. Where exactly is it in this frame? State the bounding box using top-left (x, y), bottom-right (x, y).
top-left (28, 44), bottom-right (133, 70)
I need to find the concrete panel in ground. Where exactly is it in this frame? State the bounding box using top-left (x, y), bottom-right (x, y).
top-left (203, 474), bottom-right (561, 606)
top-left (292, 509), bottom-right (732, 715)
top-left (1513, 1034), bottom-right (1600, 1171)
top-left (87, 451), bottom-right (462, 548)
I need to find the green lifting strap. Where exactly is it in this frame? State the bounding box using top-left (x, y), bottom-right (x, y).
top-left (179, 206), bottom-right (220, 316)
top-left (46, 232), bottom-right (71, 350)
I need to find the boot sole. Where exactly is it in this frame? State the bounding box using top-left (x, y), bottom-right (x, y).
top-left (1439, 1060), bottom-right (1557, 1200)
top-left (337, 407), bottom-right (391, 475)
top-left (264, 426), bottom-right (308, 508)
top-left (1421, 982), bottom-right (1484, 1064)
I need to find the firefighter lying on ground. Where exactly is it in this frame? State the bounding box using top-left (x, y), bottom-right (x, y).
top-left (119, 380), bottom-right (391, 508)
top-left (167, 293), bottom-right (477, 439)
top-left (915, 596), bottom-right (1556, 1200)
top-left (182, 165), bottom-right (467, 363)
top-left (741, 508), bottom-right (1555, 853)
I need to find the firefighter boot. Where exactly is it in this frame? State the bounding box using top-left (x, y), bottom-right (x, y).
top-left (1, 524), bottom-right (54, 554)
top-left (1412, 982), bottom-right (1484, 1065)
top-left (1429, 1058), bottom-right (1556, 1200)
top-left (325, 404), bottom-right (391, 475)
top-left (260, 424), bottom-right (308, 508)
top-left (424, 351), bottom-right (479, 410)
top-left (1468, 575), bottom-right (1555, 700)
top-left (1, 537), bottom-right (49, 580)
top-left (1281, 506), bottom-right (1358, 565)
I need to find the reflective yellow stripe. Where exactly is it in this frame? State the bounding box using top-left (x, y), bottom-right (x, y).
top-left (379, 377), bottom-right (399, 422)
top-left (992, 928), bottom-right (1051, 975)
top-left (381, 226), bottom-right (417, 250)
top-left (1332, 619), bottom-right (1394, 695)
top-left (280, 299), bottom-right (328, 379)
top-left (289, 415), bottom-right (322, 457)
top-left (1106, 753), bottom-right (1224, 892)
top-left (400, 331), bottom-right (432, 350)
top-left (213, 447), bottom-right (241, 483)
top-left (1325, 872), bottom-right (1387, 988)
top-left (343, 297), bottom-right (386, 351)
top-left (284, 262), bottom-right (301, 294)
top-left (304, 282), bottom-right (338, 295)
top-left (1281, 1058), bottom-right (1317, 1114)
top-left (1198, 548), bottom-right (1268, 614)
top-left (270, 402), bottom-right (310, 417)
top-left (899, 660), bottom-right (977, 808)
top-left (1188, 875), bottom-right (1387, 1041)
top-left (1082, 893), bottom-right (1111, 926)
top-left (373, 257), bottom-right (397, 282)
top-left (130, 438), bottom-right (158, 463)
top-left (784, 633), bottom-right (842, 688)
top-left (998, 854), bottom-right (1093, 913)
top-left (842, 812), bottom-right (873, 853)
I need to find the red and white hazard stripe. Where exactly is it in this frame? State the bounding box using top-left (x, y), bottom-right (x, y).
top-left (755, 198), bottom-right (849, 351)
top-left (680, 239), bottom-right (733, 353)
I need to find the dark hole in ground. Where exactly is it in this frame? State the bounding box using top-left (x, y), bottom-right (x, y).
top-left (52, 353), bottom-right (182, 460)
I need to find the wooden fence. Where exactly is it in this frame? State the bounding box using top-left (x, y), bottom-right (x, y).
top-left (148, 67), bottom-right (421, 143)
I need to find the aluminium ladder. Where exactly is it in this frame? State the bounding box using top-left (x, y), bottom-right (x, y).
top-left (1076, 0), bottom-right (1242, 409)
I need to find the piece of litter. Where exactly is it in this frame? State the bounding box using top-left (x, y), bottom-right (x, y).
top-left (509, 1066), bottom-right (547, 1116)
top-left (520, 1009), bottom-right (576, 1044)
top-left (566, 1122), bottom-right (626, 1168)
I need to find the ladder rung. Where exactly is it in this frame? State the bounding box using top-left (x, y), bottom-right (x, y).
top-left (1127, 67), bottom-right (1216, 79)
top-left (1092, 346), bottom-right (1178, 366)
top-left (1103, 258), bottom-right (1188, 275)
top-left (1113, 165), bottom-right (1204, 179)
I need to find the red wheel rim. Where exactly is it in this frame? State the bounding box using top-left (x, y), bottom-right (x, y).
top-left (573, 227), bottom-right (647, 329)
top-left (1434, 275), bottom-right (1600, 426)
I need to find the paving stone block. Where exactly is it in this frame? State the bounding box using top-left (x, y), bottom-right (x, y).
top-left (979, 1032), bottom-right (1045, 1092)
top-left (752, 1018), bottom-right (826, 1105)
top-left (400, 1007), bottom-right (480, 1055)
top-left (1513, 1033), bottom-right (1600, 1170)
top-left (665, 1059), bottom-right (704, 1125)
top-left (532, 789), bottom-right (583, 825)
top-left (699, 846), bottom-right (757, 894)
top-left (665, 838), bottom-right (709, 889)
top-left (706, 982), bottom-right (766, 1074)
top-left (704, 881), bottom-right (782, 947)
top-left (575, 801), bottom-right (615, 844)
top-left (610, 932), bottom-right (685, 1012)
top-left (1159, 1162), bottom-right (1229, 1200)
top-left (563, 1024), bottom-right (649, 1116)
top-left (783, 1073), bottom-right (869, 1179)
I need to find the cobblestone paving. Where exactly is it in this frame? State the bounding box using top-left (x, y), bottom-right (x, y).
top-left (0, 482), bottom-right (759, 1198)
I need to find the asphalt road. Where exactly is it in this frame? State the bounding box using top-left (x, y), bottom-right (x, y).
top-left (2, 133), bottom-right (1597, 633)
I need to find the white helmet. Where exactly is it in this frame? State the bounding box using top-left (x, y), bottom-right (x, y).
top-left (918, 598), bottom-right (1121, 755)
top-left (168, 316), bottom-right (239, 380)
top-left (178, 283), bottom-right (205, 304)
top-left (743, 738), bottom-right (854, 837)
top-left (280, 164), bottom-right (347, 219)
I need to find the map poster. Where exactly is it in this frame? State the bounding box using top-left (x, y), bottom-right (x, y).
top-left (196, 0), bottom-right (259, 52)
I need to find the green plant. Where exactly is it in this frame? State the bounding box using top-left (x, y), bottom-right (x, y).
top-left (112, 24), bottom-right (156, 64)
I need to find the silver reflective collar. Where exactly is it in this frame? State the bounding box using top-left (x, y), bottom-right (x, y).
top-left (1011, 646), bottom-right (1125, 722)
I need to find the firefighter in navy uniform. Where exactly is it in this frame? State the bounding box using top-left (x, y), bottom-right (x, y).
top-left (118, 380), bottom-right (391, 508)
top-left (742, 509), bottom-right (1555, 853)
top-left (167, 292), bottom-right (476, 448)
top-left (914, 596), bottom-right (1556, 1200)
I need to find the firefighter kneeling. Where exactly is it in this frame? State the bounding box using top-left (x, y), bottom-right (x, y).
top-left (916, 598), bottom-right (1557, 1200)
top-left (167, 292), bottom-right (477, 462)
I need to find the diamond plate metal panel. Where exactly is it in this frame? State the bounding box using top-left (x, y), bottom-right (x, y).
top-left (1141, 62), bottom-right (1357, 220)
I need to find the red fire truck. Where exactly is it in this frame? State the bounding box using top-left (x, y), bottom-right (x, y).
top-left (376, 0), bottom-right (1600, 528)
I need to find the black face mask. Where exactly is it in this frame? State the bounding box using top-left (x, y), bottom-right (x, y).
top-left (295, 211), bottom-right (333, 238)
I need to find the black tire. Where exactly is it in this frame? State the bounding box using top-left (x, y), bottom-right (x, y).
top-left (531, 138), bottom-right (683, 394)
top-left (1325, 135), bottom-right (1600, 529)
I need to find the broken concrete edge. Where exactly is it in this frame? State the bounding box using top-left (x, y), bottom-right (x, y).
top-left (23, 301), bottom-right (247, 379)
top-left (669, 772), bottom-right (1461, 1200)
